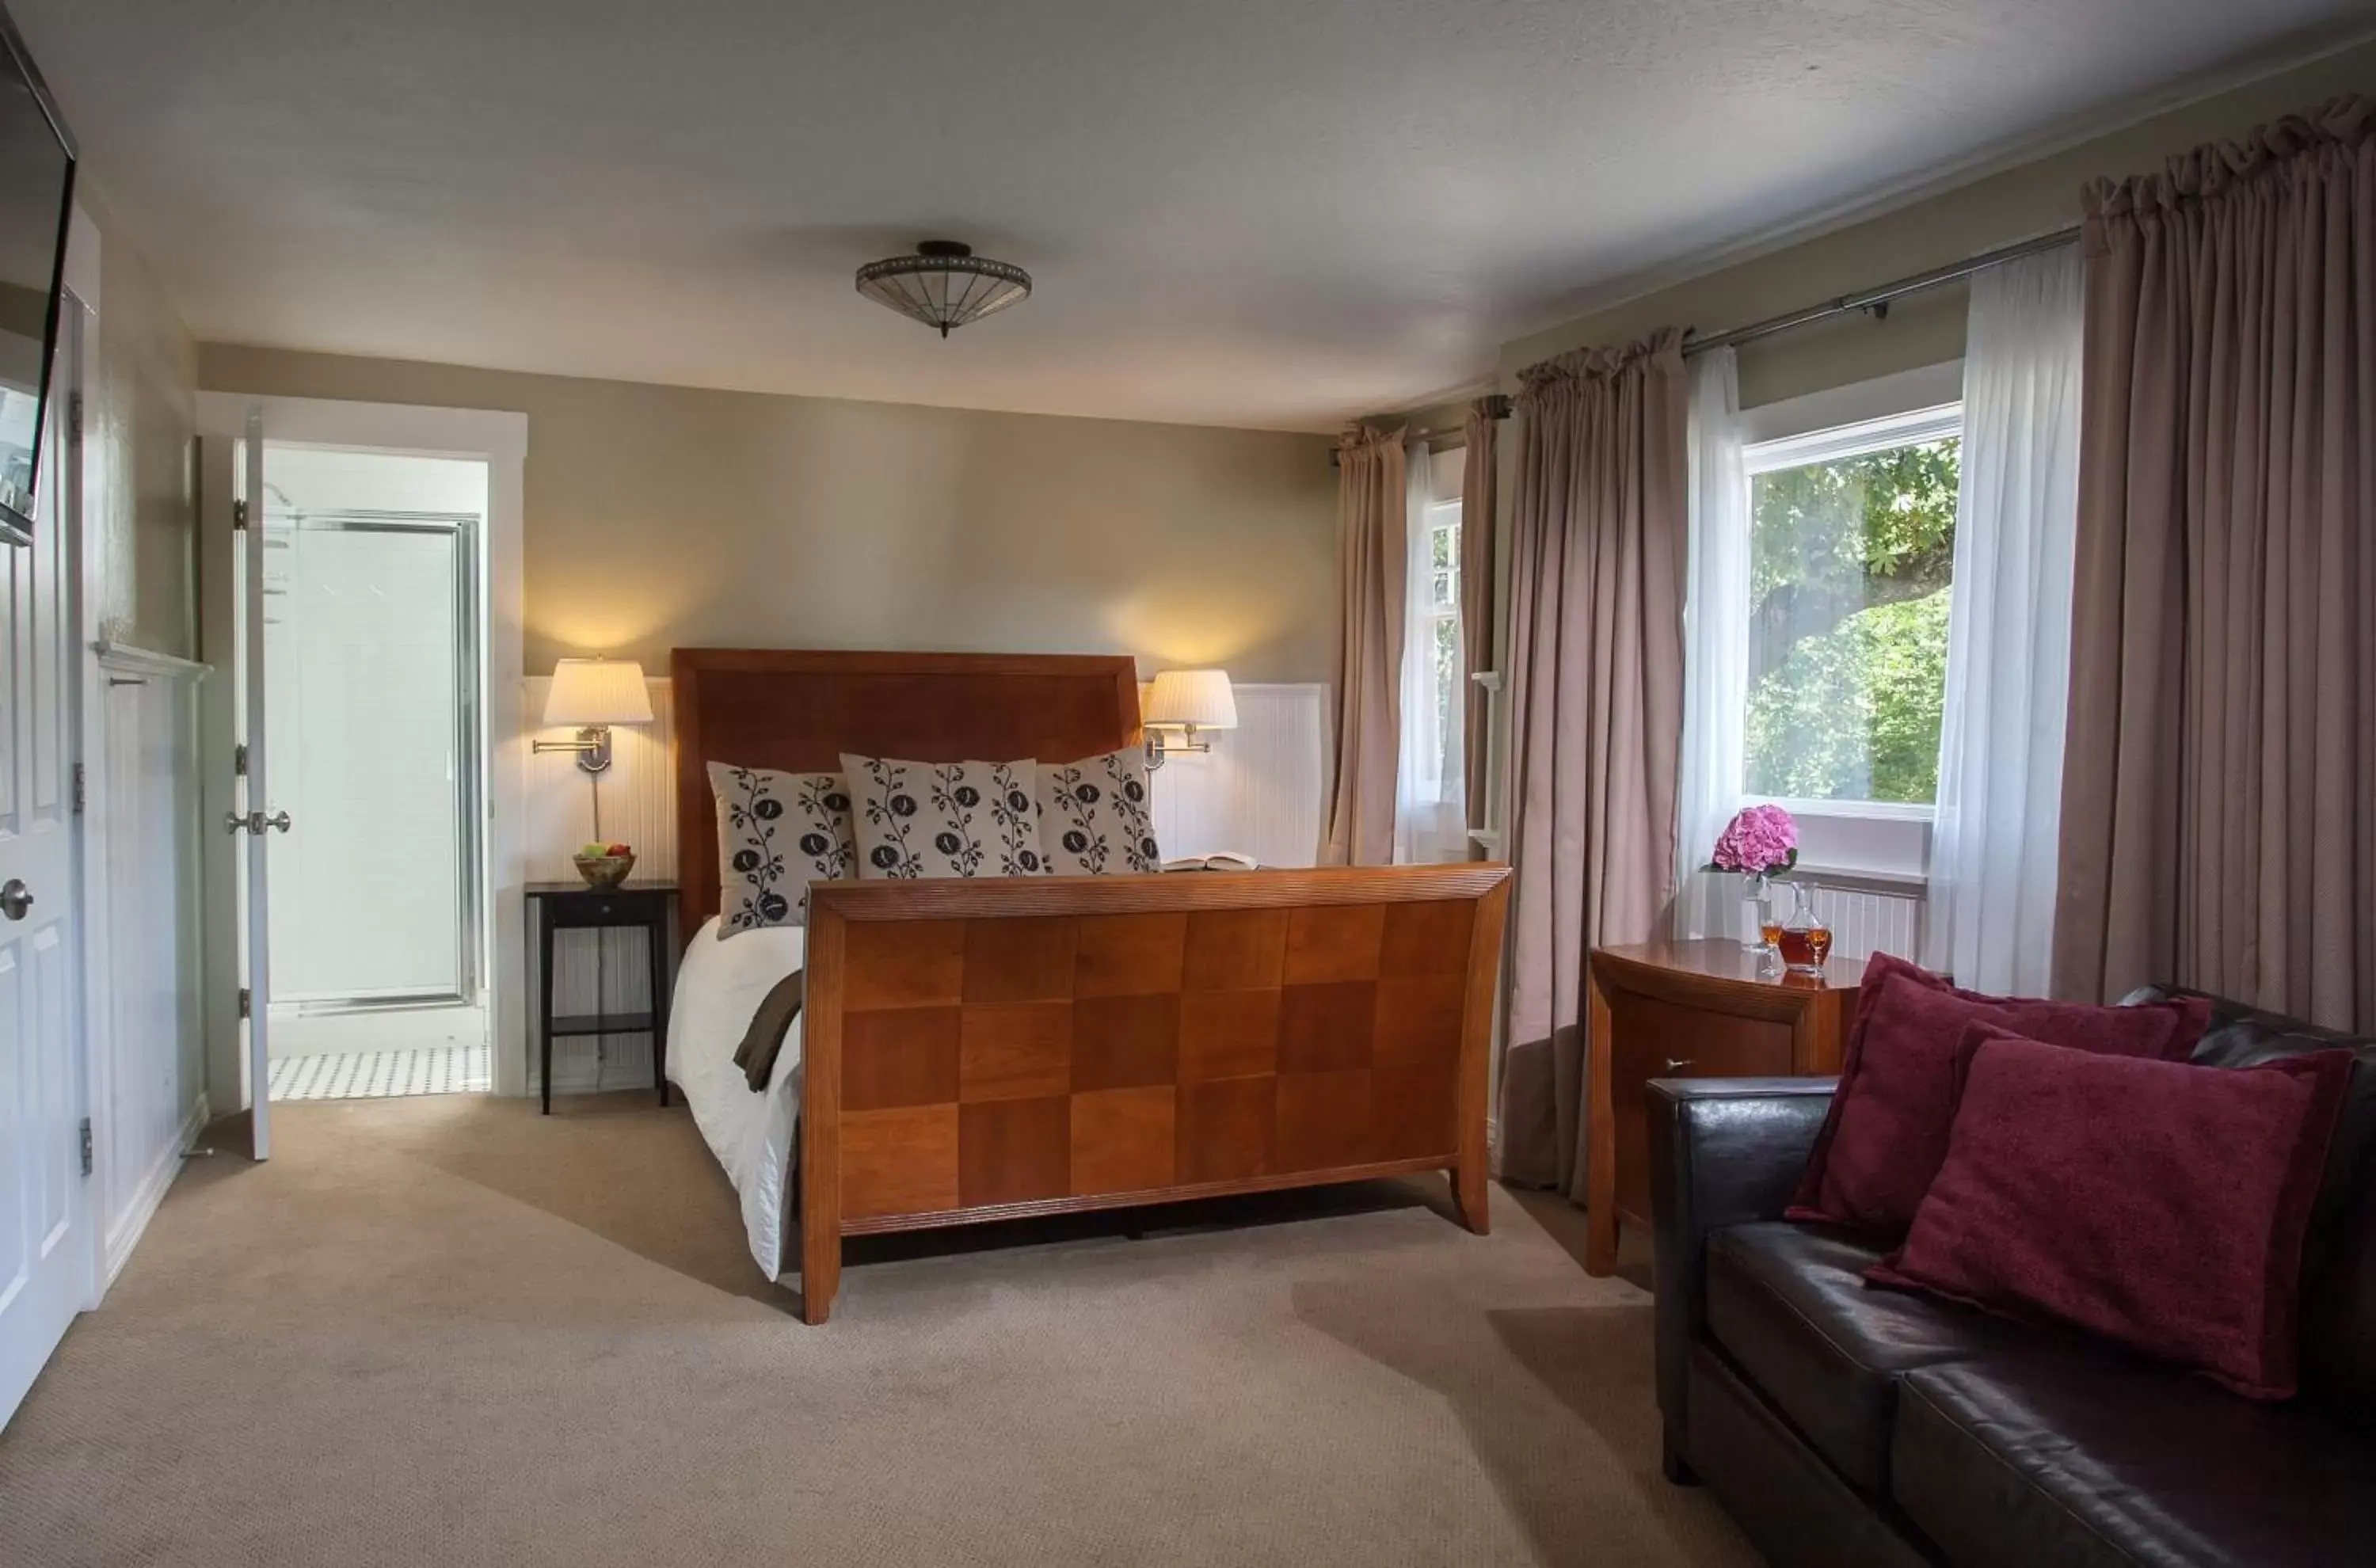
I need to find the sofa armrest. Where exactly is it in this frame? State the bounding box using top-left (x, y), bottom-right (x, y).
top-left (1647, 1076), bottom-right (1836, 1459)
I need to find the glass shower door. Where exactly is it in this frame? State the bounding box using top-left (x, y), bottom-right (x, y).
top-left (261, 510), bottom-right (481, 1007)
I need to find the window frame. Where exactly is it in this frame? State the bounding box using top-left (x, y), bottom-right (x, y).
top-left (1729, 372), bottom-right (1965, 874)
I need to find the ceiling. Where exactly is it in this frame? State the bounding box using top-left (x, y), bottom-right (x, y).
top-left (13, 1), bottom-right (2370, 431)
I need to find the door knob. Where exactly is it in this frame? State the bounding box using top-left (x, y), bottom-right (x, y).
top-left (0, 879), bottom-right (32, 921)
top-left (1663, 1057), bottom-right (1693, 1071)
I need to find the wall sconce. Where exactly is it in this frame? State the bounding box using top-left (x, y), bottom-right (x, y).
top-left (1142, 668), bottom-right (1236, 771)
top-left (535, 657), bottom-right (653, 837)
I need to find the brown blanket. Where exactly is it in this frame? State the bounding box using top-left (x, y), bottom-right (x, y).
top-left (731, 969), bottom-right (805, 1092)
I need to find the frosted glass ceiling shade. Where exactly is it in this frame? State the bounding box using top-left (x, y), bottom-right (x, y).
top-left (1144, 669), bottom-right (1236, 731)
top-left (543, 659), bottom-right (654, 726)
top-left (856, 241), bottom-right (1033, 337)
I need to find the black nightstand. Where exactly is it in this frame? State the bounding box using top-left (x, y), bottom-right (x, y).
top-left (525, 881), bottom-right (676, 1115)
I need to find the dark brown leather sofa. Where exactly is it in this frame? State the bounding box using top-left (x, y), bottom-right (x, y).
top-left (1648, 988), bottom-right (2374, 1568)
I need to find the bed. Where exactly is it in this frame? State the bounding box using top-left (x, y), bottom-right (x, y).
top-left (665, 648), bottom-right (1512, 1323)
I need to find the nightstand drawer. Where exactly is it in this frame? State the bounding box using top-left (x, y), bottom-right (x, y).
top-left (548, 892), bottom-right (670, 929)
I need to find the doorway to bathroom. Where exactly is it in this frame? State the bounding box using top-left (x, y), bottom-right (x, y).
top-left (245, 444), bottom-right (492, 1101)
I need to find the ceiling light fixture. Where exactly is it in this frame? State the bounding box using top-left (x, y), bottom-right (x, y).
top-left (855, 240), bottom-right (1032, 337)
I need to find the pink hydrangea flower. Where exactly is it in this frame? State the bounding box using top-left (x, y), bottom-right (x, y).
top-left (1708, 805), bottom-right (1797, 877)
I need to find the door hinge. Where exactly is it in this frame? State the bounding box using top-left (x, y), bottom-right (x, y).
top-left (238, 987), bottom-right (252, 1020)
top-left (67, 393), bottom-right (82, 447)
top-left (71, 762), bottom-right (84, 814)
top-left (232, 497), bottom-right (248, 531)
top-left (234, 742), bottom-right (249, 777)
top-left (79, 1117), bottom-right (93, 1177)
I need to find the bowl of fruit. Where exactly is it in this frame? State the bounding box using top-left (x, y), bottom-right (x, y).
top-left (573, 842), bottom-right (636, 889)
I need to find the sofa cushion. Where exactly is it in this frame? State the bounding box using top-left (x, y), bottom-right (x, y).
top-left (1892, 1346), bottom-right (2370, 1568)
top-left (1868, 1029), bottom-right (2353, 1399)
top-left (2134, 984), bottom-right (2376, 1431)
top-left (1704, 1221), bottom-right (2028, 1496)
top-left (1788, 953), bottom-right (2210, 1240)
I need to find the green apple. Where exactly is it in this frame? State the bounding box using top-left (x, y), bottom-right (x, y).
top-left (579, 842), bottom-right (609, 858)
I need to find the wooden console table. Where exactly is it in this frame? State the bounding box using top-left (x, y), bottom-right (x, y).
top-left (1584, 939), bottom-right (1863, 1275)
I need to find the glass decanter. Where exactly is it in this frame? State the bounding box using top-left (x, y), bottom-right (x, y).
top-left (1773, 881), bottom-right (1833, 976)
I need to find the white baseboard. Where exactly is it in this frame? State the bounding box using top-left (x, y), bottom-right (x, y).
top-left (105, 1093), bottom-right (209, 1288)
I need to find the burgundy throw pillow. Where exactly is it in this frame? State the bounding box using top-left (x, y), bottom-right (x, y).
top-left (1867, 1026), bottom-right (2352, 1399)
top-left (1787, 952), bottom-right (2210, 1239)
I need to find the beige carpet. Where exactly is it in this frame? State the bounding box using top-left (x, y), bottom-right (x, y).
top-left (0, 1092), bottom-right (1757, 1568)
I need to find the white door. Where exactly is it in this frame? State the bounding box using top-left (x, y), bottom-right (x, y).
top-left (0, 357), bottom-right (89, 1426)
top-left (228, 413), bottom-right (281, 1159)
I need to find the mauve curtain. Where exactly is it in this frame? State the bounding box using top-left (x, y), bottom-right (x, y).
top-left (1498, 331), bottom-right (1691, 1194)
top-left (1460, 398), bottom-right (1500, 857)
top-left (2054, 97), bottom-right (2376, 1032)
top-left (1323, 426), bottom-right (1408, 866)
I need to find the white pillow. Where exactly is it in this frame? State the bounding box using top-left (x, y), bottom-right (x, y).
top-left (840, 755), bottom-right (1047, 878)
top-left (707, 763), bottom-right (856, 935)
top-left (1038, 747), bottom-right (1161, 874)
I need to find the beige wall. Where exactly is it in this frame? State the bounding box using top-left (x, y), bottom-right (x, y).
top-left (1498, 37), bottom-right (2376, 410)
top-left (84, 197), bottom-right (199, 658)
top-left (196, 347), bottom-right (1339, 683)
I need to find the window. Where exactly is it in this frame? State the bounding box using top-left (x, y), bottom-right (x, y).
top-left (1422, 498), bottom-right (1460, 766)
top-left (1395, 448), bottom-right (1467, 865)
top-left (1742, 404), bottom-right (1961, 810)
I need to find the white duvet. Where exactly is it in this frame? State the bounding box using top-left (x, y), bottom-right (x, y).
top-left (666, 915), bottom-right (805, 1281)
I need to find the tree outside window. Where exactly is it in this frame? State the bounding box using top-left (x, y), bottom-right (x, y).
top-left (1744, 413), bottom-right (1961, 806)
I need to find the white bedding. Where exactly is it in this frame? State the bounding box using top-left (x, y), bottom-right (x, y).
top-left (666, 915), bottom-right (805, 1281)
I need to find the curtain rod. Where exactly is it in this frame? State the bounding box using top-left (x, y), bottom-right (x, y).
top-left (1681, 224), bottom-right (2081, 356)
top-left (1329, 394), bottom-right (1510, 466)
top-left (1332, 226), bottom-right (2080, 470)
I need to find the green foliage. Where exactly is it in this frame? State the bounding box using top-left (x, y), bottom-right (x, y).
top-left (1746, 438), bottom-right (1959, 805)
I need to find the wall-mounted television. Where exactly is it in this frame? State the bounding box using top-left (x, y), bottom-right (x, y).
top-left (0, 3), bottom-right (75, 549)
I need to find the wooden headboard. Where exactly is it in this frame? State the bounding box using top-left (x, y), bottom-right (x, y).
top-left (671, 649), bottom-right (1144, 934)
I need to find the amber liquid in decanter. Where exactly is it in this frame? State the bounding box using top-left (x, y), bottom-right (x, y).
top-left (1772, 881), bottom-right (1833, 974)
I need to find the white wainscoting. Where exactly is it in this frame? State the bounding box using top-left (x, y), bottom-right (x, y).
top-left (517, 676), bottom-right (1331, 1095)
top-left (1680, 869), bottom-right (1926, 965)
top-left (89, 644), bottom-right (210, 1284)
top-left (1148, 683), bottom-right (1327, 868)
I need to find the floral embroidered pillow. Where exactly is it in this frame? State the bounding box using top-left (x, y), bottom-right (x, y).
top-left (706, 763), bottom-right (856, 936)
top-left (840, 755), bottom-right (1046, 879)
top-left (1037, 748), bottom-right (1160, 875)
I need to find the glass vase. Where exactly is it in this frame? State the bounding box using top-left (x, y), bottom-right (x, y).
top-left (1774, 881), bottom-right (1834, 976)
top-left (1740, 873), bottom-right (1772, 952)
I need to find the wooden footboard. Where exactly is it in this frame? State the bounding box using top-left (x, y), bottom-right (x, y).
top-left (793, 865), bottom-right (1511, 1323)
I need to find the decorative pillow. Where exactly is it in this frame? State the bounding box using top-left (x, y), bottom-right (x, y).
top-left (1037, 747), bottom-right (1160, 875)
top-left (840, 755), bottom-right (1045, 878)
top-left (1867, 1026), bottom-right (2353, 1400)
top-left (707, 763), bottom-right (855, 936)
top-left (1788, 951), bottom-right (2212, 1239)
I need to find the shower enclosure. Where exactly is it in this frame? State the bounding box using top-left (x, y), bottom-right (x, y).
top-left (255, 455), bottom-right (485, 1014)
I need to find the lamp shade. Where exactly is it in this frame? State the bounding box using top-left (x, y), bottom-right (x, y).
top-left (1144, 669), bottom-right (1236, 731)
top-left (543, 659), bottom-right (653, 726)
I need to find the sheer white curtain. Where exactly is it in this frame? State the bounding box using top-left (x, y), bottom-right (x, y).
top-left (1924, 246), bottom-right (2083, 992)
top-left (1396, 445), bottom-right (1465, 862)
top-left (1673, 347), bottom-right (1750, 931)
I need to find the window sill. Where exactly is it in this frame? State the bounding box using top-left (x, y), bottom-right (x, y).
top-left (1792, 862), bottom-right (1927, 895)
top-left (1747, 795), bottom-right (1935, 825)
